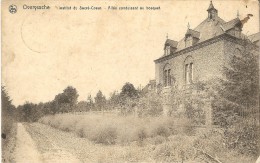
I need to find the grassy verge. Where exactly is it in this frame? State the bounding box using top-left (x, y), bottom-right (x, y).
top-left (38, 113), bottom-right (257, 162)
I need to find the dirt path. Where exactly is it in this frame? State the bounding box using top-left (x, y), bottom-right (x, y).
top-left (14, 122), bottom-right (212, 163)
top-left (15, 123), bottom-right (42, 163)
top-left (22, 122), bottom-right (154, 163)
top-left (15, 123), bottom-right (81, 163)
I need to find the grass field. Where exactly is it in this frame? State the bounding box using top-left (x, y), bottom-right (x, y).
top-left (38, 112), bottom-right (257, 163)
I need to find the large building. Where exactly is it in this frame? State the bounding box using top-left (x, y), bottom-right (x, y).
top-left (154, 1), bottom-right (259, 124)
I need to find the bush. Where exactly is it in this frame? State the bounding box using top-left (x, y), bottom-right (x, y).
top-left (136, 127), bottom-right (148, 146)
top-left (137, 92), bottom-right (163, 117)
top-left (224, 120), bottom-right (259, 156)
top-left (92, 125), bottom-right (117, 145)
top-left (151, 125), bottom-right (170, 138)
top-left (154, 135), bottom-right (197, 162)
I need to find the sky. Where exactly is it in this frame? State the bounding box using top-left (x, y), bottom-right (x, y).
top-left (2, 0), bottom-right (259, 106)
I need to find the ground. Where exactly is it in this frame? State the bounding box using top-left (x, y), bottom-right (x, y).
top-left (13, 120), bottom-right (258, 163)
top-left (15, 122), bottom-right (156, 163)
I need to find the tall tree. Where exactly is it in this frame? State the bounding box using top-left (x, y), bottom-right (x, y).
top-left (63, 86), bottom-right (79, 107)
top-left (94, 90), bottom-right (106, 111)
top-left (120, 82), bottom-right (138, 99)
top-left (52, 86), bottom-right (79, 113)
top-left (213, 39), bottom-right (259, 126)
top-left (87, 94), bottom-right (94, 111)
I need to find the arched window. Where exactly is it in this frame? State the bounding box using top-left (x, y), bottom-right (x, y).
top-left (163, 64), bottom-right (172, 87)
top-left (184, 56), bottom-right (194, 84)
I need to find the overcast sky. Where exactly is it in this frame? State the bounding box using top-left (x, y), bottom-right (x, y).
top-left (2, 0), bottom-right (259, 106)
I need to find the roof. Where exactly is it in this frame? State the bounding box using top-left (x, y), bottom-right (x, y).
top-left (185, 29), bottom-right (200, 38)
top-left (207, 1), bottom-right (217, 11)
top-left (221, 18), bottom-right (242, 31)
top-left (176, 16), bottom-right (226, 51)
top-left (155, 1), bottom-right (257, 62)
top-left (165, 39), bottom-right (178, 49)
top-left (248, 32), bottom-right (260, 46)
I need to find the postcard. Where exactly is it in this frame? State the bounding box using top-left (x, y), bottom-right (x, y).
top-left (2, 0), bottom-right (260, 162)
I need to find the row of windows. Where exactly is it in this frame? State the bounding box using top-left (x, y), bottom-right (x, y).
top-left (163, 62), bottom-right (193, 87)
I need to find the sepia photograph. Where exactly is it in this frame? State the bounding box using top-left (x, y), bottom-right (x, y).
top-left (1, 0), bottom-right (260, 162)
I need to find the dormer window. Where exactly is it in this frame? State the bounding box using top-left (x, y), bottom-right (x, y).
top-left (165, 46), bottom-right (171, 55)
top-left (234, 26), bottom-right (242, 38)
top-left (185, 29), bottom-right (200, 47)
top-left (164, 39), bottom-right (178, 56)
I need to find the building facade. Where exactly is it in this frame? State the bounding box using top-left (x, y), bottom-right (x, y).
top-left (154, 1), bottom-right (260, 124)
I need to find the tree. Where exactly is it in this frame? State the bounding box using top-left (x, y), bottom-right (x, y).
top-left (1, 86), bottom-right (16, 137)
top-left (212, 39), bottom-right (259, 156)
top-left (120, 82), bottom-right (138, 99)
top-left (138, 91), bottom-right (163, 117)
top-left (1, 86), bottom-right (15, 118)
top-left (108, 91), bottom-right (120, 110)
top-left (52, 86), bottom-right (79, 113)
top-left (63, 86), bottom-right (79, 107)
top-left (119, 83), bottom-right (139, 115)
top-left (86, 94), bottom-right (94, 111)
top-left (20, 102), bottom-right (38, 122)
top-left (213, 39), bottom-right (259, 126)
top-left (94, 90), bottom-right (106, 111)
top-left (76, 101), bottom-right (89, 112)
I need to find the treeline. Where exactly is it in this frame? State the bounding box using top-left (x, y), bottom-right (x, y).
top-left (2, 86), bottom-right (17, 162)
top-left (2, 86), bottom-right (16, 133)
top-left (16, 82), bottom-right (158, 122)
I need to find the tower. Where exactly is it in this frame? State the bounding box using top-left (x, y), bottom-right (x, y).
top-left (207, 0), bottom-right (218, 20)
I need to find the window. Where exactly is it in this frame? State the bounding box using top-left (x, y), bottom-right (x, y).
top-left (165, 46), bottom-right (171, 55)
top-left (168, 69), bottom-right (171, 86)
top-left (185, 64), bottom-right (189, 84)
top-left (190, 63), bottom-right (193, 82)
top-left (164, 70), bottom-right (167, 86)
top-left (163, 64), bottom-right (172, 87)
top-left (184, 56), bottom-right (194, 85)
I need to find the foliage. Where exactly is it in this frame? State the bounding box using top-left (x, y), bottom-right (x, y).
top-left (116, 83), bottom-right (140, 115)
top-left (76, 101), bottom-right (89, 112)
top-left (52, 86), bottom-right (79, 113)
top-left (86, 94), bottom-right (94, 110)
top-left (137, 91), bottom-right (163, 117)
top-left (1, 86), bottom-right (17, 162)
top-left (223, 119), bottom-right (259, 156)
top-left (94, 90), bottom-right (106, 111)
top-left (213, 39), bottom-right (259, 126)
top-left (107, 91), bottom-right (120, 110)
top-left (168, 83), bottom-right (207, 125)
top-left (120, 82), bottom-right (138, 99)
top-left (211, 39), bottom-right (259, 156)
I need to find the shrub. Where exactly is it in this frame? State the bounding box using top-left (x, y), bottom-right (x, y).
top-left (92, 125), bottom-right (117, 145)
top-left (136, 127), bottom-right (148, 144)
top-left (150, 135), bottom-right (167, 145)
top-left (154, 135), bottom-right (197, 162)
top-left (151, 125), bottom-right (170, 138)
top-left (223, 120), bottom-right (259, 156)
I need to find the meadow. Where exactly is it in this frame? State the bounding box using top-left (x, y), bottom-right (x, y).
top-left (38, 112), bottom-right (256, 163)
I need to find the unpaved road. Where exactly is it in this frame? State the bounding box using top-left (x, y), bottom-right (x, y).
top-left (15, 123), bottom-right (154, 163)
top-left (15, 123), bottom-right (81, 163)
